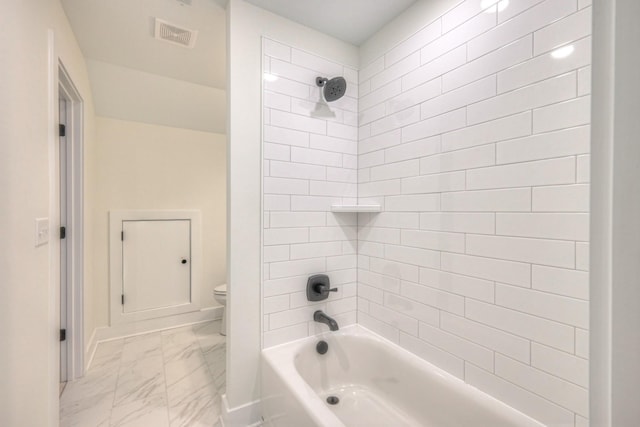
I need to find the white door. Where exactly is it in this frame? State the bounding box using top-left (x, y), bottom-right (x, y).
top-left (121, 220), bottom-right (191, 313)
top-left (59, 97), bottom-right (68, 384)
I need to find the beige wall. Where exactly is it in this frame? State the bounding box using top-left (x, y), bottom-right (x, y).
top-left (0, 0), bottom-right (97, 425)
top-left (91, 117), bottom-right (227, 329)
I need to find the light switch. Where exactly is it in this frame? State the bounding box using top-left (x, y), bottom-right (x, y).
top-left (35, 218), bottom-right (49, 247)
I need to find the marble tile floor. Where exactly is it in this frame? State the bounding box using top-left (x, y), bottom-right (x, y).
top-left (60, 320), bottom-right (225, 427)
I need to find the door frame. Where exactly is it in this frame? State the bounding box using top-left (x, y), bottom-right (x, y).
top-left (58, 62), bottom-right (85, 381)
top-left (109, 209), bottom-right (203, 325)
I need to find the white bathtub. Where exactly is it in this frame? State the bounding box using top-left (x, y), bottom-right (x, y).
top-left (261, 325), bottom-right (544, 427)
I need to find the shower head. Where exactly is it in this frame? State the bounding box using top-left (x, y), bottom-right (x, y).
top-left (316, 76), bottom-right (347, 102)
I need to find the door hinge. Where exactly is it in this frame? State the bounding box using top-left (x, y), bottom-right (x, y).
top-left (59, 124), bottom-right (66, 137)
top-left (121, 231), bottom-right (124, 241)
top-left (60, 329), bottom-right (66, 342)
top-left (121, 294), bottom-right (125, 305)
top-left (60, 226), bottom-right (66, 239)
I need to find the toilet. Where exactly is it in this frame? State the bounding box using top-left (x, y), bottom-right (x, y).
top-left (214, 283), bottom-right (227, 336)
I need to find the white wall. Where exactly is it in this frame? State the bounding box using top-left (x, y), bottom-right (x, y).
top-left (357, 0), bottom-right (591, 425)
top-left (227, 0), bottom-right (357, 412)
top-left (0, 0), bottom-right (97, 425)
top-left (261, 39), bottom-right (359, 348)
top-left (590, 0), bottom-right (640, 424)
top-left (91, 116), bottom-right (227, 330)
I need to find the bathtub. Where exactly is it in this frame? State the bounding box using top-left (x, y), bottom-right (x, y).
top-left (261, 325), bottom-right (544, 427)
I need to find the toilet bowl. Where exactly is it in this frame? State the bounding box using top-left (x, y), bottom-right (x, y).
top-left (214, 283), bottom-right (227, 336)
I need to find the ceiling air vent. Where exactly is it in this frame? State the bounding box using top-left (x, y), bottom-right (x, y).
top-left (154, 18), bottom-right (198, 48)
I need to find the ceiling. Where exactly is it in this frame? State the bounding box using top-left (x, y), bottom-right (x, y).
top-left (61, 0), bottom-right (227, 89)
top-left (244, 0), bottom-right (419, 46)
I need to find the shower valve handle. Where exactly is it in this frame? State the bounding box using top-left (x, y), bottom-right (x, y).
top-left (316, 284), bottom-right (338, 294)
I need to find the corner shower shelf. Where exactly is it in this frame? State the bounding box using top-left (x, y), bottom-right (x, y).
top-left (330, 204), bottom-right (381, 213)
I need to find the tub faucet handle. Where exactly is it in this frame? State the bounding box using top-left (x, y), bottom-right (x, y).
top-left (318, 284), bottom-right (338, 294)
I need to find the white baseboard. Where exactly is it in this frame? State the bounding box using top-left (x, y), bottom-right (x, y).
top-left (221, 394), bottom-right (262, 427)
top-left (86, 306), bottom-right (223, 371)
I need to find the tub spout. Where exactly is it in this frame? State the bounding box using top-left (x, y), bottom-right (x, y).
top-left (314, 310), bottom-right (339, 331)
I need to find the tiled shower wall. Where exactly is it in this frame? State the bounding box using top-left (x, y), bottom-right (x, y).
top-left (261, 39), bottom-right (359, 348)
top-left (357, 1), bottom-right (591, 426)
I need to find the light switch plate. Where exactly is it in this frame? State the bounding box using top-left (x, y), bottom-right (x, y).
top-left (35, 218), bottom-right (49, 247)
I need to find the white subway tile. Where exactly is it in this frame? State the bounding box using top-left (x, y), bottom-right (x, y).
top-left (359, 227), bottom-right (401, 245)
top-left (327, 122), bottom-right (358, 141)
top-left (534, 7), bottom-right (592, 55)
top-left (466, 299), bottom-right (575, 352)
top-left (310, 181), bottom-right (357, 197)
top-left (263, 227), bottom-right (308, 246)
top-left (264, 194), bottom-right (290, 212)
top-left (264, 245), bottom-right (290, 263)
top-left (388, 78), bottom-right (442, 115)
top-left (309, 226), bottom-right (357, 243)
top-left (421, 144), bottom-right (495, 175)
top-left (498, 0), bottom-right (546, 23)
top-left (467, 72), bottom-right (577, 125)
top-left (497, 212), bottom-right (589, 241)
top-left (421, 76), bottom-right (496, 120)
top-left (359, 269), bottom-right (401, 293)
top-left (310, 134), bottom-right (358, 155)
top-left (577, 154), bottom-right (590, 183)
top-left (401, 229), bottom-right (465, 253)
top-left (420, 267), bottom-right (495, 302)
top-left (495, 284), bottom-right (588, 328)
top-left (441, 187), bottom-right (532, 212)
top-left (359, 79), bottom-right (371, 97)
top-left (399, 333), bottom-right (464, 379)
top-left (290, 196), bottom-right (340, 212)
top-left (441, 313), bottom-right (530, 363)
top-left (358, 180), bottom-right (402, 197)
top-left (466, 234), bottom-right (575, 268)
top-left (577, 66), bottom-right (591, 96)
top-left (359, 312), bottom-right (400, 343)
top-left (264, 177), bottom-right (308, 195)
top-left (359, 129), bottom-right (402, 154)
top-left (532, 343), bottom-right (589, 388)
top-left (576, 416), bottom-right (589, 427)
top-left (497, 125), bottom-right (590, 164)
top-left (442, 111), bottom-right (531, 152)
top-left (442, 252), bottom-right (531, 287)
top-left (264, 275), bottom-right (307, 297)
top-left (271, 58), bottom-right (319, 86)
top-left (442, 0), bottom-right (488, 33)
top-left (263, 323), bottom-right (308, 348)
top-left (576, 242), bottom-right (589, 271)
top-left (532, 184), bottom-right (589, 212)
top-left (269, 305), bottom-right (318, 330)
top-left (291, 49), bottom-right (343, 77)
top-left (264, 125), bottom-right (309, 147)
top-left (264, 39), bottom-right (291, 62)
top-left (421, 9), bottom-right (496, 65)
top-left (419, 322), bottom-right (494, 371)
top-left (384, 136), bottom-right (441, 163)
top-left (264, 143), bottom-right (290, 161)
top-left (468, 0), bottom-right (577, 60)
top-left (385, 194), bottom-right (441, 212)
top-left (402, 108), bottom-right (467, 143)
top-left (386, 19), bottom-right (442, 67)
top-left (443, 35), bottom-right (533, 92)
top-left (270, 211), bottom-right (326, 228)
top-left (578, 0), bottom-right (591, 8)
top-left (575, 328), bottom-right (589, 358)
top-left (270, 160), bottom-right (326, 180)
top-left (403, 46), bottom-right (467, 91)
top-left (343, 154), bottom-right (358, 169)
top-left (343, 66), bottom-right (358, 84)
top-left (499, 37), bottom-right (591, 93)
top-left (384, 292), bottom-right (440, 326)
top-left (290, 241), bottom-right (343, 260)
top-left (532, 265), bottom-right (589, 301)
top-left (358, 240), bottom-right (385, 258)
top-left (371, 105), bottom-right (421, 136)
top-left (264, 294), bottom-right (290, 314)
top-left (326, 167), bottom-right (357, 183)
top-left (371, 52), bottom-right (420, 91)
top-left (291, 147), bottom-right (342, 167)
top-left (369, 302), bottom-right (419, 336)
top-left (269, 258), bottom-right (326, 280)
top-left (385, 244), bottom-right (441, 269)
top-left (264, 91), bottom-right (291, 111)
top-left (467, 157), bottom-right (576, 190)
top-left (265, 77), bottom-right (310, 99)
top-left (495, 354), bottom-right (588, 416)
top-left (533, 96), bottom-right (591, 133)
top-left (359, 104), bottom-right (387, 126)
top-left (401, 280), bottom-right (465, 316)
top-left (327, 254), bottom-right (357, 271)
top-left (371, 160), bottom-right (420, 181)
top-left (358, 283), bottom-right (384, 305)
top-left (370, 257), bottom-right (420, 282)
top-left (271, 110), bottom-right (326, 135)
top-left (360, 56), bottom-right (385, 83)
top-left (465, 363), bottom-right (575, 426)
top-left (420, 212), bottom-right (495, 235)
top-left (402, 171), bottom-right (466, 195)
top-left (360, 212), bottom-right (420, 230)
top-left (327, 296), bottom-right (357, 316)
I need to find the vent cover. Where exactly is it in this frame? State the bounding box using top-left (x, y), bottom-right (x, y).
top-left (154, 18), bottom-right (198, 48)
